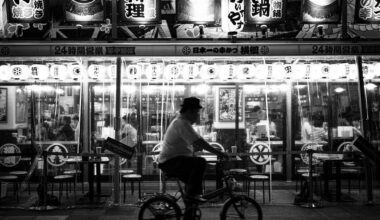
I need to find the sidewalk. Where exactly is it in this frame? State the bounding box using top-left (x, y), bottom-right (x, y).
top-left (1, 181), bottom-right (379, 219)
top-left (1, 202), bottom-right (380, 220)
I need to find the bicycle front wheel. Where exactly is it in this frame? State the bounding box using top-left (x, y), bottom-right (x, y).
top-left (220, 196), bottom-right (263, 220)
top-left (138, 195), bottom-right (182, 220)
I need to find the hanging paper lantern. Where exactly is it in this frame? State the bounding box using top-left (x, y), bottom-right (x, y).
top-left (50, 65), bottom-right (67, 80)
top-left (222, 0), bottom-right (245, 32)
top-left (164, 64), bottom-right (180, 80)
top-left (201, 64), bottom-right (218, 80)
top-left (0, 65), bottom-right (11, 81)
top-left (283, 64), bottom-right (293, 80)
top-left (330, 64), bottom-right (345, 80)
top-left (146, 64), bottom-right (162, 80)
top-left (255, 64), bottom-right (268, 80)
top-left (292, 64), bottom-right (306, 80)
top-left (126, 64), bottom-right (141, 80)
top-left (271, 63), bottom-right (286, 80)
top-left (10, 65), bottom-right (29, 80)
top-left (301, 64), bottom-right (312, 79)
top-left (183, 64), bottom-right (200, 80)
top-left (321, 64), bottom-right (330, 79)
top-left (220, 64), bottom-right (236, 80)
top-left (88, 64), bottom-right (106, 79)
top-left (30, 65), bottom-right (49, 80)
top-left (238, 64), bottom-right (255, 79)
top-left (68, 64), bottom-right (84, 80)
top-left (374, 63), bottom-right (380, 78)
top-left (347, 64), bottom-right (358, 80)
top-left (107, 65), bottom-right (116, 79)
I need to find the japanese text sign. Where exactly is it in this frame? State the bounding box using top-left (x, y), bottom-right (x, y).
top-left (119, 0), bottom-right (161, 24)
top-left (355, 0), bottom-right (380, 23)
top-left (246, 0), bottom-right (286, 24)
top-left (7, 0), bottom-right (49, 23)
top-left (222, 0), bottom-right (245, 32)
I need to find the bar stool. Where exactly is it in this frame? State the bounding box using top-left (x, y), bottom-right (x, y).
top-left (9, 171), bottom-right (31, 195)
top-left (51, 174), bottom-right (75, 201)
top-left (63, 169), bottom-right (84, 193)
top-left (0, 175), bottom-right (19, 202)
top-left (122, 174), bottom-right (142, 203)
top-left (247, 143), bottom-right (272, 204)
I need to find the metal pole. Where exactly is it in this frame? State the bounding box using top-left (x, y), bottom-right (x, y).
top-left (113, 57), bottom-right (122, 205)
top-left (235, 84), bottom-right (239, 147)
top-left (286, 81), bottom-right (292, 182)
top-left (356, 56), bottom-right (374, 204)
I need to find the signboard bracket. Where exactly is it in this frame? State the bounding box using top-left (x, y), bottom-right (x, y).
top-left (118, 20), bottom-right (171, 39)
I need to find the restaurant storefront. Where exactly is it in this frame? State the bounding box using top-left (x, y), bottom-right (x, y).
top-left (0, 42), bottom-right (379, 208)
top-left (1, 0), bottom-right (380, 210)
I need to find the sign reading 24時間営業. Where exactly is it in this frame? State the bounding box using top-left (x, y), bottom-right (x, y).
top-left (7, 0), bottom-right (50, 23)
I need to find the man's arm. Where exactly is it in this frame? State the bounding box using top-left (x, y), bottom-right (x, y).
top-left (193, 138), bottom-right (228, 159)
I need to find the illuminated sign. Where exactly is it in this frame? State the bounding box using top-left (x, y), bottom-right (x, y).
top-left (222, 0), bottom-right (245, 32)
top-left (0, 144), bottom-right (21, 168)
top-left (177, 0), bottom-right (217, 24)
top-left (355, 0), bottom-right (380, 23)
top-left (65, 0), bottom-right (104, 23)
top-left (119, 0), bottom-right (161, 24)
top-left (246, 0), bottom-right (286, 24)
top-left (7, 0), bottom-right (49, 23)
top-left (301, 0), bottom-right (341, 23)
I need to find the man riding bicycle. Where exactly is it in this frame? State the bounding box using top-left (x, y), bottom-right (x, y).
top-left (158, 97), bottom-right (229, 202)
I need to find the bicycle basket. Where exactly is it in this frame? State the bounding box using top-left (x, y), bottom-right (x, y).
top-left (103, 137), bottom-right (135, 160)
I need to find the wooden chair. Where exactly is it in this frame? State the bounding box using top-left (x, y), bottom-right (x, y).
top-left (122, 173), bottom-right (142, 203)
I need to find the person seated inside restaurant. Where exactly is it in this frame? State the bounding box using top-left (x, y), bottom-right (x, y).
top-left (301, 114), bottom-right (327, 143)
top-left (57, 116), bottom-right (75, 141)
top-left (121, 114), bottom-right (137, 147)
top-left (248, 106), bottom-right (277, 139)
top-left (71, 115), bottom-right (80, 141)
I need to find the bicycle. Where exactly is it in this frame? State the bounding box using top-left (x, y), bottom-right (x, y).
top-left (138, 159), bottom-right (263, 220)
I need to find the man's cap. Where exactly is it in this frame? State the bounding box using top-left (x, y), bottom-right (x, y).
top-left (181, 97), bottom-right (203, 110)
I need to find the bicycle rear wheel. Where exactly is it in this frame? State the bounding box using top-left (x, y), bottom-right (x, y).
top-left (138, 195), bottom-right (182, 220)
top-left (220, 196), bottom-right (263, 220)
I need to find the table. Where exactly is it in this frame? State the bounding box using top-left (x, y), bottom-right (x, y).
top-left (74, 156), bottom-right (109, 202)
top-left (318, 154), bottom-right (356, 202)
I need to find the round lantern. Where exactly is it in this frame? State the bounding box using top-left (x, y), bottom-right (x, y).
top-left (126, 65), bottom-right (141, 80)
top-left (292, 64), bottom-right (306, 80)
top-left (238, 64), bottom-right (254, 79)
top-left (183, 64), bottom-right (200, 80)
top-left (68, 64), bottom-right (84, 80)
top-left (146, 64), bottom-right (162, 80)
top-left (10, 65), bottom-right (29, 80)
top-left (271, 63), bottom-right (286, 80)
top-left (220, 64), bottom-right (236, 80)
top-left (30, 64), bottom-right (49, 80)
top-left (255, 64), bottom-right (268, 80)
top-left (0, 65), bottom-right (11, 81)
top-left (88, 64), bottom-right (106, 79)
top-left (201, 65), bottom-right (218, 80)
top-left (50, 65), bottom-right (67, 80)
top-left (164, 64), bottom-right (180, 80)
top-left (107, 65), bottom-right (116, 79)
